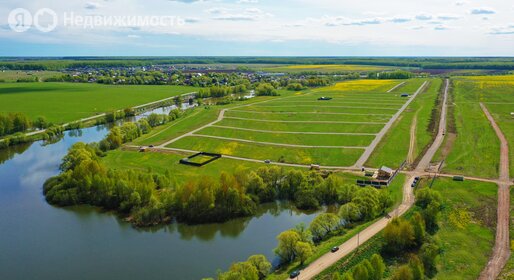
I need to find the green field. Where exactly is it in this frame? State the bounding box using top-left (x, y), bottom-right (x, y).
top-left (366, 78), bottom-right (442, 168)
top-left (430, 178), bottom-right (497, 279)
top-left (441, 76), bottom-right (513, 178)
top-left (0, 82), bottom-right (196, 124)
top-left (164, 79), bottom-right (412, 166)
top-left (261, 64), bottom-right (393, 73)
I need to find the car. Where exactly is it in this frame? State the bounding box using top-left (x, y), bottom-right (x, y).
top-left (414, 177), bottom-right (420, 181)
top-left (331, 246), bottom-right (339, 253)
top-left (149, 145), bottom-right (154, 148)
top-left (264, 160), bottom-right (271, 164)
top-left (290, 270), bottom-right (300, 278)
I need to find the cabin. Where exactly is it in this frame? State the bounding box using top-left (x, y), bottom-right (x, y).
top-left (377, 166), bottom-right (394, 180)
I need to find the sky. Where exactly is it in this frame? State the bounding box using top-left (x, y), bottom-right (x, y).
top-left (0, 0), bottom-right (513, 56)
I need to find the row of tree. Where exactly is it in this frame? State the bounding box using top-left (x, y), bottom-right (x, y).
top-left (331, 254), bottom-right (386, 280)
top-left (368, 70), bottom-right (414, 79)
top-left (205, 254), bottom-right (272, 280)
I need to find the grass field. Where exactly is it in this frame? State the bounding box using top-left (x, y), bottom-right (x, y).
top-left (441, 75), bottom-right (514, 178)
top-left (430, 178), bottom-right (497, 280)
top-left (261, 64), bottom-right (393, 73)
top-left (366, 78), bottom-right (442, 168)
top-left (0, 70), bottom-right (62, 82)
top-left (164, 79), bottom-right (415, 167)
top-left (0, 82), bottom-right (196, 124)
top-left (498, 188), bottom-right (514, 280)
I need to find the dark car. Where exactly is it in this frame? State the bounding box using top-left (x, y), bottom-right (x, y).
top-left (290, 270), bottom-right (300, 278)
top-left (149, 145), bottom-right (154, 148)
top-left (331, 246), bottom-right (340, 253)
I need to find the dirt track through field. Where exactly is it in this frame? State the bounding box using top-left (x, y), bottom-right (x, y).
top-left (478, 103), bottom-right (511, 280)
top-left (209, 125), bottom-right (377, 136)
top-left (354, 81), bottom-right (428, 168)
top-left (407, 112), bottom-right (419, 164)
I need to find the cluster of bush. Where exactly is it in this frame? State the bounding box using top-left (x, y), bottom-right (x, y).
top-left (0, 112), bottom-right (33, 137)
top-left (207, 254), bottom-right (272, 280)
top-left (368, 70), bottom-right (413, 80)
top-left (273, 184), bottom-right (392, 265)
top-left (331, 254), bottom-right (386, 280)
top-left (197, 85), bottom-right (248, 98)
top-left (44, 127), bottom-right (393, 226)
top-left (383, 188), bottom-right (443, 280)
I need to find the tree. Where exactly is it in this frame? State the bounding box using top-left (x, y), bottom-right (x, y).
top-left (423, 201), bottom-right (441, 233)
top-left (352, 187), bottom-right (381, 219)
top-left (34, 116), bottom-right (48, 129)
top-left (293, 223), bottom-right (312, 243)
top-left (420, 241), bottom-right (440, 277)
top-left (338, 202), bottom-right (362, 225)
top-left (341, 273), bottom-right (354, 280)
top-left (383, 218), bottom-right (415, 254)
top-left (295, 241), bottom-right (313, 265)
top-left (352, 263), bottom-right (369, 280)
top-left (392, 265), bottom-right (413, 280)
top-left (361, 260), bottom-right (374, 280)
top-left (369, 254), bottom-right (385, 280)
top-left (246, 255), bottom-right (271, 279)
top-left (409, 255), bottom-right (424, 280)
top-left (309, 213), bottom-right (340, 240)
top-left (255, 83), bottom-right (278, 96)
top-left (416, 188), bottom-right (442, 209)
top-left (337, 184), bottom-right (357, 204)
top-left (411, 212), bottom-right (426, 246)
top-left (275, 230), bottom-right (301, 263)
top-left (218, 261), bottom-right (258, 280)
top-left (331, 272), bottom-right (342, 280)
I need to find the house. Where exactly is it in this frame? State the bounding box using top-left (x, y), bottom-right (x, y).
top-left (377, 166), bottom-right (394, 179)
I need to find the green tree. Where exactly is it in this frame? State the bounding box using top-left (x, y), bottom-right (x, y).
top-left (341, 272), bottom-right (354, 280)
top-left (218, 261), bottom-right (258, 280)
top-left (420, 241), bottom-right (440, 277)
top-left (411, 212), bottom-right (426, 246)
top-left (338, 202), bottom-right (362, 225)
top-left (309, 213), bottom-right (340, 240)
top-left (409, 255), bottom-right (425, 280)
top-left (423, 201), bottom-right (441, 233)
top-left (275, 230), bottom-right (301, 263)
top-left (369, 254), bottom-right (385, 280)
top-left (295, 241), bottom-right (313, 265)
top-left (383, 218), bottom-right (415, 254)
top-left (352, 263), bottom-right (369, 280)
top-left (246, 255), bottom-right (271, 279)
top-left (392, 265), bottom-right (413, 280)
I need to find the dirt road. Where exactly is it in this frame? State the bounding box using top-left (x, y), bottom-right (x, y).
top-left (478, 103), bottom-right (511, 280)
top-left (407, 113), bottom-right (419, 164)
top-left (354, 81), bottom-right (428, 168)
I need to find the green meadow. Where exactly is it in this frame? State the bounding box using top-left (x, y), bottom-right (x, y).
top-left (0, 82), bottom-right (196, 124)
top-left (195, 126), bottom-right (375, 147)
top-left (168, 136), bottom-right (364, 166)
top-left (441, 78), bottom-right (505, 178)
top-left (430, 178), bottom-right (497, 280)
top-left (366, 78), bottom-right (442, 168)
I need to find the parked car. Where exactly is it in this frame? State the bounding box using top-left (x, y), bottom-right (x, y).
top-left (290, 270), bottom-right (300, 278)
top-left (331, 246), bottom-right (340, 253)
top-left (264, 160), bottom-right (271, 164)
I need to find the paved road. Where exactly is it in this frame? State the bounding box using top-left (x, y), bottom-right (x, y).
top-left (353, 81), bottom-right (429, 168)
top-left (387, 81), bottom-right (406, 93)
top-left (209, 125), bottom-right (377, 136)
top-left (478, 103), bottom-right (511, 280)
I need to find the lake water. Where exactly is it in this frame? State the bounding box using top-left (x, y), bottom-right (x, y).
top-left (0, 120), bottom-right (318, 280)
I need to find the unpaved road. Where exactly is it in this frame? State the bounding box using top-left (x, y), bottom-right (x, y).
top-left (478, 103), bottom-right (511, 280)
top-left (387, 81), bottom-right (406, 93)
top-left (298, 80), bottom-right (445, 280)
top-left (296, 176), bottom-right (416, 280)
top-left (407, 113), bottom-right (419, 164)
top-left (416, 79), bottom-right (449, 172)
top-left (354, 81), bottom-right (428, 168)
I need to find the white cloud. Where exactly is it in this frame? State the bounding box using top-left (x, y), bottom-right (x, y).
top-left (470, 8), bottom-right (496, 15)
top-left (415, 14), bottom-right (432, 21)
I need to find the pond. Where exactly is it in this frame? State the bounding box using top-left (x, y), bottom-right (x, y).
top-left (0, 118), bottom-right (320, 280)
